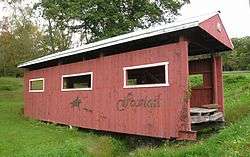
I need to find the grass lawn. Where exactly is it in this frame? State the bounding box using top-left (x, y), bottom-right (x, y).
top-left (0, 72), bottom-right (249, 157)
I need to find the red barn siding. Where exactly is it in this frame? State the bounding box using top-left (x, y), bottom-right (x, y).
top-left (21, 13), bottom-right (232, 141)
top-left (199, 14), bottom-right (233, 49)
top-left (24, 40), bottom-right (195, 139)
top-left (189, 56), bottom-right (224, 112)
top-left (189, 59), bottom-right (213, 107)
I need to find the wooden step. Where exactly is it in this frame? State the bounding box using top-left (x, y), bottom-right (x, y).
top-left (201, 104), bottom-right (218, 109)
top-left (190, 107), bottom-right (217, 116)
top-left (190, 107), bottom-right (223, 124)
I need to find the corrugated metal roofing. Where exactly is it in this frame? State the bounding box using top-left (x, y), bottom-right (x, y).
top-left (18, 12), bottom-right (220, 68)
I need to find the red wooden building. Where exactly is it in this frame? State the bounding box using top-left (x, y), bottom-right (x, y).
top-left (18, 12), bottom-right (233, 140)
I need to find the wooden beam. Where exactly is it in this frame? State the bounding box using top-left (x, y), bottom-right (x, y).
top-left (188, 54), bottom-right (212, 61)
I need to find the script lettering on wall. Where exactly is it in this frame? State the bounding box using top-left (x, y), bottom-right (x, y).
top-left (116, 92), bottom-right (161, 111)
top-left (70, 96), bottom-right (93, 112)
top-left (70, 96), bottom-right (82, 108)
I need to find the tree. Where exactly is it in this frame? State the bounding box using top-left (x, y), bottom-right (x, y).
top-left (0, 20), bottom-right (48, 76)
top-left (223, 37), bottom-right (250, 71)
top-left (0, 2), bottom-right (51, 76)
top-left (36, 0), bottom-right (189, 43)
top-left (1, 0), bottom-right (72, 53)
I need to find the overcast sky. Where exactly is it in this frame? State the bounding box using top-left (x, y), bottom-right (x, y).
top-left (179, 0), bottom-right (250, 38)
top-left (1, 0), bottom-right (250, 38)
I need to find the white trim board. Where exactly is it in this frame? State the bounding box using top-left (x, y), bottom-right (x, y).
top-left (123, 62), bottom-right (169, 89)
top-left (61, 72), bottom-right (93, 91)
top-left (29, 78), bottom-right (45, 93)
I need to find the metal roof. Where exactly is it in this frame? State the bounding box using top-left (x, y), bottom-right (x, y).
top-left (18, 12), bottom-right (220, 68)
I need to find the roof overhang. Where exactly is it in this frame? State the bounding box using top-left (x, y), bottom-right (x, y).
top-left (18, 11), bottom-right (233, 68)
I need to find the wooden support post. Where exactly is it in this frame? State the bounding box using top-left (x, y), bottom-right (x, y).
top-left (212, 55), bottom-right (218, 105)
top-left (212, 55), bottom-right (224, 113)
top-left (178, 36), bottom-right (193, 133)
top-left (216, 56), bottom-right (224, 113)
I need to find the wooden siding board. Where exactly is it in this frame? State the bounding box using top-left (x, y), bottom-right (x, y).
top-left (177, 40), bottom-right (191, 133)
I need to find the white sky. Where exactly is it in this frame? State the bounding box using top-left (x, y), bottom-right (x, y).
top-left (1, 0), bottom-right (250, 38)
top-left (179, 0), bottom-right (250, 38)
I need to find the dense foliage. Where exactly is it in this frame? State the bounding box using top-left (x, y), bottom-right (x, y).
top-left (0, 19), bottom-right (47, 77)
top-left (223, 36), bottom-right (250, 71)
top-left (37, 0), bottom-right (189, 43)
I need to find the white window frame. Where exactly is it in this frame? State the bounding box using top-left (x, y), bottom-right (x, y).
top-left (123, 62), bottom-right (169, 88)
top-left (29, 78), bottom-right (45, 93)
top-left (61, 72), bottom-right (93, 91)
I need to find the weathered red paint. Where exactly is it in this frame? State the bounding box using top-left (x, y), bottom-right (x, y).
top-left (189, 56), bottom-right (224, 113)
top-left (22, 15), bottom-right (232, 140)
top-left (189, 59), bottom-right (213, 107)
top-left (199, 14), bottom-right (233, 50)
top-left (24, 40), bottom-right (196, 140)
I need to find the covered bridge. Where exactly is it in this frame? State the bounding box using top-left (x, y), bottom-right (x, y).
top-left (18, 12), bottom-right (233, 140)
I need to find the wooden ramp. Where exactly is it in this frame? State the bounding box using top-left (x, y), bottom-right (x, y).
top-left (190, 107), bottom-right (224, 124)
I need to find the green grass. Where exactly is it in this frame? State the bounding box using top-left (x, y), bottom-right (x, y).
top-left (189, 74), bottom-right (203, 88)
top-left (223, 73), bottom-right (250, 123)
top-left (0, 77), bottom-right (23, 92)
top-left (0, 72), bottom-right (249, 157)
top-left (0, 78), bottom-right (126, 157)
top-left (30, 79), bottom-right (43, 90)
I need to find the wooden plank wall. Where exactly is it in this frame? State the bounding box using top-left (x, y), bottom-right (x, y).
top-left (189, 56), bottom-right (224, 112)
top-left (189, 59), bottom-right (213, 107)
top-left (24, 41), bottom-right (194, 140)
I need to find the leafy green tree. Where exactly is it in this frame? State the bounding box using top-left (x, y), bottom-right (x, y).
top-left (36, 0), bottom-right (189, 43)
top-left (0, 2), bottom-right (51, 76)
top-left (0, 20), bottom-right (48, 76)
top-left (223, 37), bottom-right (250, 71)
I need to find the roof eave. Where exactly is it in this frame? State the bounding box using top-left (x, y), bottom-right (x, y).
top-left (18, 21), bottom-right (200, 68)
